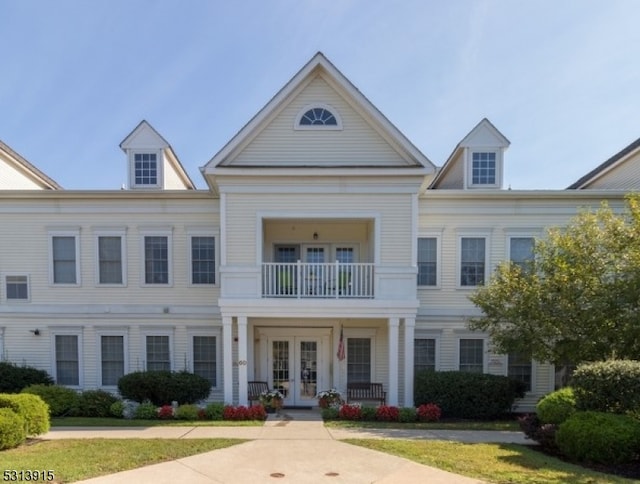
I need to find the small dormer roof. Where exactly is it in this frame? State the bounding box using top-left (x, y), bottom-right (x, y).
top-left (429, 118), bottom-right (509, 189)
top-left (120, 120), bottom-right (196, 190)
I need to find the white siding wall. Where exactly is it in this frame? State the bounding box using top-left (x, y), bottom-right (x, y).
top-left (0, 160), bottom-right (44, 189)
top-left (233, 75), bottom-right (408, 167)
top-left (585, 151), bottom-right (640, 189)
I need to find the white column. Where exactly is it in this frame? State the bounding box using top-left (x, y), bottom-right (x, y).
top-left (403, 317), bottom-right (415, 407)
top-left (388, 317), bottom-right (400, 406)
top-left (237, 316), bottom-right (248, 406)
top-left (222, 315), bottom-right (233, 404)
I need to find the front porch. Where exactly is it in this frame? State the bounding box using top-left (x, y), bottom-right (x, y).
top-left (218, 311), bottom-right (419, 409)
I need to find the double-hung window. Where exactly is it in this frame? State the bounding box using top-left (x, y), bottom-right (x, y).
top-left (100, 334), bottom-right (125, 387)
top-left (460, 237), bottom-right (486, 286)
top-left (508, 352), bottom-right (533, 392)
top-left (191, 236), bottom-right (216, 285)
top-left (509, 237), bottom-right (535, 272)
top-left (97, 234), bottom-right (125, 285)
top-left (192, 335), bottom-right (217, 386)
top-left (347, 338), bottom-right (371, 383)
top-left (414, 338), bottom-right (436, 373)
top-left (145, 334), bottom-right (171, 371)
top-left (50, 231), bottom-right (80, 285)
top-left (459, 338), bottom-right (484, 373)
top-left (141, 229), bottom-right (172, 285)
top-left (6, 275), bottom-right (29, 301)
top-left (54, 332), bottom-right (81, 386)
top-left (417, 237), bottom-right (437, 286)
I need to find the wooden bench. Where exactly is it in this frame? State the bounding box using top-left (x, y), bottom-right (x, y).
top-left (346, 382), bottom-right (386, 405)
top-left (248, 381), bottom-right (269, 407)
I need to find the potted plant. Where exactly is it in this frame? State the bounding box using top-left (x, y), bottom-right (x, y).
top-left (317, 388), bottom-right (342, 409)
top-left (259, 389), bottom-right (283, 413)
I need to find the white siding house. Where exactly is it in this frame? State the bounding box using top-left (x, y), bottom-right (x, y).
top-left (0, 52), bottom-right (636, 411)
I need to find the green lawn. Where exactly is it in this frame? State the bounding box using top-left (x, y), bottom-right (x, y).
top-left (0, 439), bottom-right (245, 483)
top-left (345, 439), bottom-right (634, 483)
top-left (324, 418), bottom-right (520, 431)
top-left (51, 417), bottom-right (263, 427)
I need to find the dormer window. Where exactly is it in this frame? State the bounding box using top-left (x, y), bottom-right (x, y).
top-left (468, 151), bottom-right (501, 188)
top-left (134, 153), bottom-right (158, 186)
top-left (295, 104), bottom-right (342, 130)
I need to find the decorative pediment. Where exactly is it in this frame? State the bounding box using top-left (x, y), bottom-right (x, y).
top-left (203, 53), bottom-right (435, 183)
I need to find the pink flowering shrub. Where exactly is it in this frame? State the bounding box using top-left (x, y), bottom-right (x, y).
top-left (375, 405), bottom-right (400, 422)
top-left (417, 403), bottom-right (442, 422)
top-left (339, 404), bottom-right (362, 420)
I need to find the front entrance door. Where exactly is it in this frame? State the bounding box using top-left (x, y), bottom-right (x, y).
top-left (258, 327), bottom-right (331, 407)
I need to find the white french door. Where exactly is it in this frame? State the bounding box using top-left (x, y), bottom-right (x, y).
top-left (259, 328), bottom-right (331, 407)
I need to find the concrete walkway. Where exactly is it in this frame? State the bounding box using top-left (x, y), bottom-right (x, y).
top-left (42, 410), bottom-right (528, 483)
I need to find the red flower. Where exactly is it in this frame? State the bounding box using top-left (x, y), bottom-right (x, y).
top-left (375, 405), bottom-right (400, 422)
top-left (157, 405), bottom-right (174, 419)
top-left (417, 403), bottom-right (442, 422)
top-left (338, 404), bottom-right (362, 420)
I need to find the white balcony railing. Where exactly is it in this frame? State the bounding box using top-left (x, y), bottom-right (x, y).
top-left (262, 262), bottom-right (374, 298)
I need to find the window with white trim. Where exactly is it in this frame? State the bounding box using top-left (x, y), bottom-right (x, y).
top-left (417, 237), bottom-right (437, 286)
top-left (146, 335), bottom-right (171, 371)
top-left (347, 338), bottom-right (371, 383)
top-left (508, 352), bottom-right (532, 392)
top-left (55, 334), bottom-right (80, 386)
top-left (470, 151), bottom-right (497, 186)
top-left (190, 236), bottom-right (215, 284)
top-left (100, 334), bottom-right (125, 386)
top-left (192, 335), bottom-right (217, 386)
top-left (6, 275), bottom-right (29, 301)
top-left (460, 237), bottom-right (486, 286)
top-left (98, 235), bottom-right (124, 285)
top-left (509, 237), bottom-right (535, 271)
top-left (50, 232), bottom-right (80, 285)
top-left (134, 153), bottom-right (159, 187)
top-left (414, 338), bottom-right (436, 373)
top-left (459, 338), bottom-right (484, 373)
top-left (142, 231), bottom-right (172, 285)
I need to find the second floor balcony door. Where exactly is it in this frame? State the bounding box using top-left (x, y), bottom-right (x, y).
top-left (304, 245), bottom-right (327, 295)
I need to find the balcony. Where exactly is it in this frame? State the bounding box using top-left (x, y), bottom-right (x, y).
top-left (262, 262), bottom-right (374, 299)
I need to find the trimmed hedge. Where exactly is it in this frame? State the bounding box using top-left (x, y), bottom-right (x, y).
top-left (22, 384), bottom-right (79, 417)
top-left (0, 362), bottom-right (53, 393)
top-left (0, 408), bottom-right (26, 450)
top-left (556, 411), bottom-right (640, 465)
top-left (571, 360), bottom-right (640, 414)
top-left (0, 393), bottom-right (50, 436)
top-left (536, 387), bottom-right (576, 424)
top-left (414, 371), bottom-right (526, 420)
top-left (117, 371), bottom-right (211, 405)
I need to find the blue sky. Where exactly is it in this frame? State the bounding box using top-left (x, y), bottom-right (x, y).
top-left (1, 1), bottom-right (639, 190)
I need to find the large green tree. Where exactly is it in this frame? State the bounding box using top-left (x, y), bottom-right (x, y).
top-left (469, 195), bottom-right (640, 365)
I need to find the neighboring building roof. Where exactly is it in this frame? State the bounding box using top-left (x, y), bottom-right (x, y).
top-left (203, 52), bottom-right (436, 173)
top-left (120, 120), bottom-right (196, 190)
top-left (568, 135), bottom-right (640, 189)
top-left (0, 139), bottom-right (61, 190)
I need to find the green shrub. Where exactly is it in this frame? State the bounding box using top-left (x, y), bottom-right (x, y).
top-left (21, 384), bottom-right (79, 417)
top-left (571, 360), bottom-right (640, 414)
top-left (399, 407), bottom-right (417, 423)
top-left (414, 371), bottom-right (526, 420)
top-left (320, 407), bottom-right (339, 420)
top-left (204, 402), bottom-right (225, 421)
top-left (175, 404), bottom-right (200, 420)
top-left (117, 371), bottom-right (211, 405)
top-left (556, 411), bottom-right (640, 465)
top-left (360, 406), bottom-right (377, 421)
top-left (536, 387), bottom-right (576, 424)
top-left (76, 390), bottom-right (119, 418)
top-left (0, 393), bottom-right (49, 436)
top-left (133, 401), bottom-right (157, 420)
top-left (110, 400), bottom-right (124, 418)
top-left (0, 408), bottom-right (26, 450)
top-left (0, 362), bottom-right (53, 393)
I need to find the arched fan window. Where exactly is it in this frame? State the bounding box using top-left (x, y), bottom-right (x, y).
top-left (295, 104), bottom-right (342, 130)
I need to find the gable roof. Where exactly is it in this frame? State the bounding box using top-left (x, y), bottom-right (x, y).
top-left (568, 135), bottom-right (640, 189)
top-left (0, 139), bottom-right (61, 190)
top-left (203, 52), bottom-right (436, 173)
top-left (429, 118), bottom-right (509, 189)
top-left (120, 120), bottom-right (196, 190)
